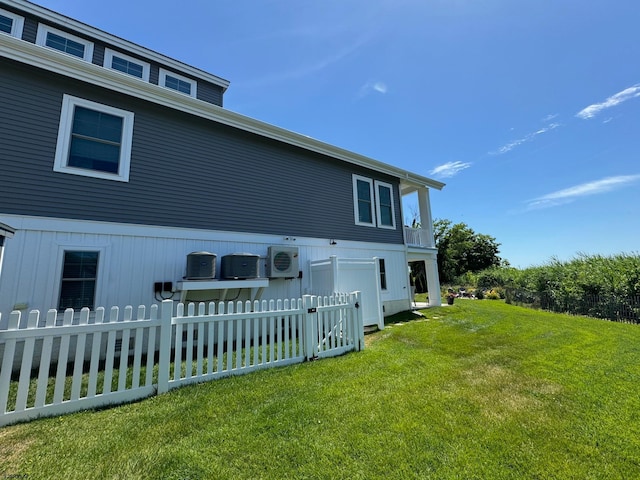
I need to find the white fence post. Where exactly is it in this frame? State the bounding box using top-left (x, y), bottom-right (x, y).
top-left (0, 311), bottom-right (21, 415)
top-left (302, 295), bottom-right (317, 361)
top-left (157, 299), bottom-right (173, 394)
top-left (352, 291), bottom-right (364, 351)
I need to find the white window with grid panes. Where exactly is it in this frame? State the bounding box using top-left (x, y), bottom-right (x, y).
top-left (104, 48), bottom-right (150, 81)
top-left (352, 175), bottom-right (397, 229)
top-left (53, 95), bottom-right (135, 182)
top-left (57, 250), bottom-right (100, 311)
top-left (36, 24), bottom-right (94, 61)
top-left (159, 68), bottom-right (197, 97)
top-left (0, 8), bottom-right (24, 38)
top-left (374, 180), bottom-right (396, 229)
top-left (352, 175), bottom-right (375, 227)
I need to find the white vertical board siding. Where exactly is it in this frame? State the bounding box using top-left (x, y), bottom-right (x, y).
top-left (380, 251), bottom-right (414, 307)
top-left (0, 216), bottom-right (409, 324)
top-left (309, 257), bottom-right (398, 328)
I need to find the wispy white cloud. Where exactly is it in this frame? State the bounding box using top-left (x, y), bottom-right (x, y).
top-left (525, 175), bottom-right (640, 210)
top-left (357, 80), bottom-right (388, 98)
top-left (237, 35), bottom-right (369, 88)
top-left (576, 84), bottom-right (640, 119)
top-left (429, 161), bottom-right (472, 178)
top-left (542, 113), bottom-right (558, 122)
top-left (491, 122), bottom-right (561, 155)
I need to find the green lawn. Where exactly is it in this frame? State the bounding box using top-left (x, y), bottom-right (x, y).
top-left (1, 300), bottom-right (639, 479)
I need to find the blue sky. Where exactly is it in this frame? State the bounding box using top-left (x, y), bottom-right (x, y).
top-left (35, 0), bottom-right (640, 268)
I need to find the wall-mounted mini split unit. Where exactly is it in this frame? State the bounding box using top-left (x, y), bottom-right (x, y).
top-left (267, 246), bottom-right (299, 278)
top-left (185, 251), bottom-right (216, 280)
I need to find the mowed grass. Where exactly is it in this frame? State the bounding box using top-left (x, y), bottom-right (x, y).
top-left (1, 300), bottom-right (640, 479)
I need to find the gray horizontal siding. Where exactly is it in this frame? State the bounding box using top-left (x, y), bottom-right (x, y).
top-left (0, 59), bottom-right (403, 245)
top-left (149, 64), bottom-right (159, 86)
top-left (92, 43), bottom-right (105, 67)
top-left (21, 16), bottom-right (37, 43)
top-left (197, 82), bottom-right (224, 107)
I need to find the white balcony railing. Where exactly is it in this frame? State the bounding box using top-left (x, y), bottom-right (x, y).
top-left (404, 227), bottom-right (434, 248)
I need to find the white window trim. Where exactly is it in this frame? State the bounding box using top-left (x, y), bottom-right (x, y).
top-left (374, 180), bottom-right (397, 230)
top-left (36, 24), bottom-right (94, 62)
top-left (352, 174), bottom-right (375, 227)
top-left (352, 175), bottom-right (398, 229)
top-left (103, 48), bottom-right (150, 82)
top-left (53, 94), bottom-right (135, 182)
top-left (159, 67), bottom-right (197, 98)
top-left (0, 8), bottom-right (24, 38)
top-left (53, 244), bottom-right (107, 314)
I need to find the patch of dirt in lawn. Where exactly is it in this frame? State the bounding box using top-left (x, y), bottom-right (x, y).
top-left (462, 364), bottom-right (562, 422)
top-left (0, 426), bottom-right (35, 468)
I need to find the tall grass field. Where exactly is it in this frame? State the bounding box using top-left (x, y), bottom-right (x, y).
top-left (1, 300), bottom-right (639, 479)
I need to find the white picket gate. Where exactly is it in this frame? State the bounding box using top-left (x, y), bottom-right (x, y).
top-left (0, 293), bottom-right (363, 427)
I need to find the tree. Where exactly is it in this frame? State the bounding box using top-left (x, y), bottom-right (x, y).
top-left (434, 219), bottom-right (501, 283)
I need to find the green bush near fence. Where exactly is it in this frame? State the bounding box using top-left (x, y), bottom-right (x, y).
top-left (1, 300), bottom-right (639, 479)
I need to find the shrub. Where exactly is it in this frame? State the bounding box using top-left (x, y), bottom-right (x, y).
top-left (486, 290), bottom-right (501, 300)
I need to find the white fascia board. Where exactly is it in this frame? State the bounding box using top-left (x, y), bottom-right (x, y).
top-left (0, 33), bottom-right (444, 190)
top-left (7, 0), bottom-right (230, 91)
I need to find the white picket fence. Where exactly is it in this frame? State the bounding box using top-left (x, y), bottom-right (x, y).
top-left (0, 292), bottom-right (364, 427)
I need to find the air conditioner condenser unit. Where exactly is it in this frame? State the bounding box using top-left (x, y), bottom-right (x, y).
top-left (267, 246), bottom-right (299, 278)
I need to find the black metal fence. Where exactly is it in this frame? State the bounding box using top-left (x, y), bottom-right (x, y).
top-left (505, 289), bottom-right (640, 324)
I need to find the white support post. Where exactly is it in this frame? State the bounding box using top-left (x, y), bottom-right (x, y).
top-left (157, 299), bottom-right (173, 394)
top-left (425, 257), bottom-right (442, 307)
top-left (417, 187), bottom-right (435, 248)
top-left (302, 295), bottom-right (317, 360)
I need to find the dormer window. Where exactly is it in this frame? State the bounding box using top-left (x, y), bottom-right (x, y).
top-left (104, 48), bottom-right (150, 81)
top-left (36, 24), bottom-right (94, 62)
top-left (159, 68), bottom-right (197, 97)
top-left (0, 8), bottom-right (24, 38)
